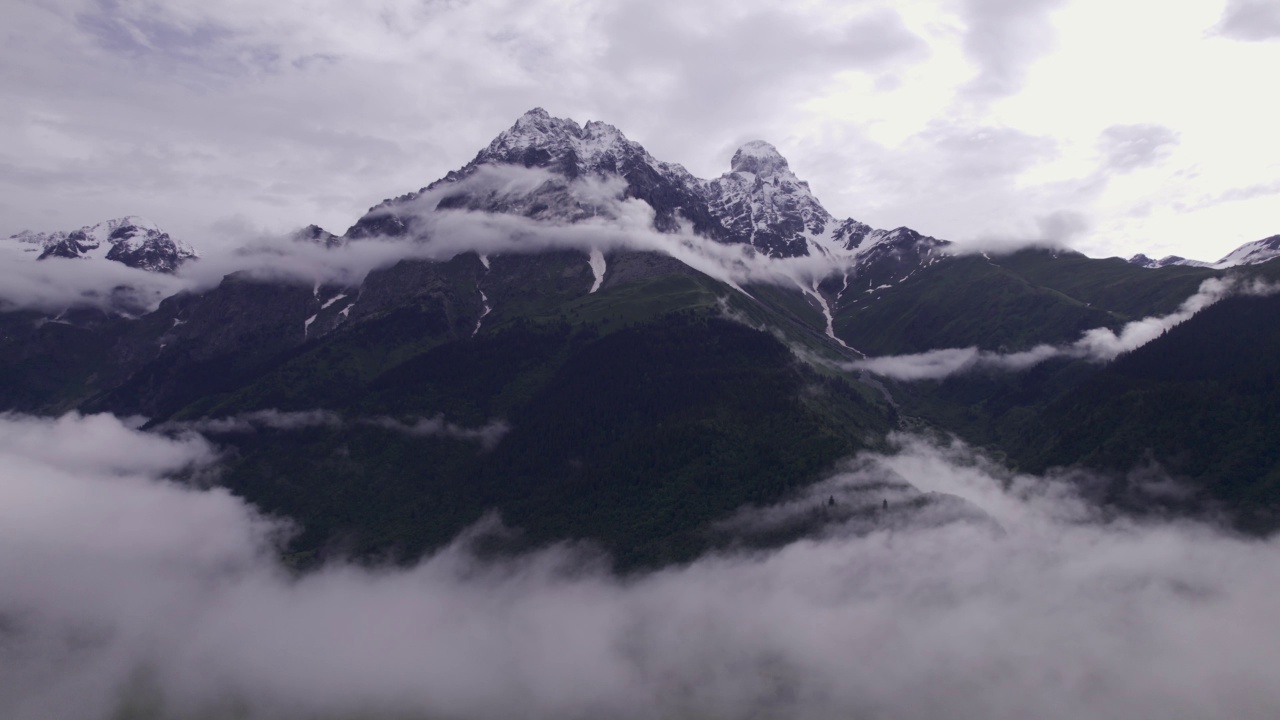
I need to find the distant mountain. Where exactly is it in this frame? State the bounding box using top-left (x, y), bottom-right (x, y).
top-left (343, 108), bottom-right (948, 280)
top-left (1214, 234), bottom-right (1280, 268)
top-left (8, 216), bottom-right (198, 273)
top-left (292, 224), bottom-right (344, 248)
top-left (1129, 233), bottom-right (1280, 270)
top-left (1127, 253), bottom-right (1212, 269)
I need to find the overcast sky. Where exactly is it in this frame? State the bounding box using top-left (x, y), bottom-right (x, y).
top-left (1, 0), bottom-right (1276, 262)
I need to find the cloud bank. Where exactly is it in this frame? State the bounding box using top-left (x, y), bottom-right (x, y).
top-left (848, 275), bottom-right (1280, 380)
top-left (5, 413), bottom-right (1280, 719)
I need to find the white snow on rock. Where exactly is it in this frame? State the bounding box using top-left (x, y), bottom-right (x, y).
top-left (6, 216), bottom-right (198, 273)
top-left (472, 290), bottom-right (491, 337)
top-left (800, 278), bottom-right (849, 349)
top-left (1129, 235), bottom-right (1280, 270)
top-left (588, 249), bottom-right (606, 293)
top-left (1212, 235), bottom-right (1280, 268)
top-left (349, 109), bottom-right (951, 290)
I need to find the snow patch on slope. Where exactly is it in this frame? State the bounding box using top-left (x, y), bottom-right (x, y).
top-left (588, 249), bottom-right (606, 293)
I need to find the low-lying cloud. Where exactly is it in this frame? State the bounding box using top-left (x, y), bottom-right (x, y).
top-left (5, 413), bottom-right (1280, 719)
top-left (157, 409), bottom-right (510, 449)
top-left (367, 415), bottom-right (511, 450)
top-left (157, 409), bottom-right (343, 434)
top-left (848, 274), bottom-right (1280, 380)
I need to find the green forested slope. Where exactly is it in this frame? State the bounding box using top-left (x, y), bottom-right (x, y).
top-left (833, 249), bottom-right (1217, 355)
top-left (216, 315), bottom-right (894, 570)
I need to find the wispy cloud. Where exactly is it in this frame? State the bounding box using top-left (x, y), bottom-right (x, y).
top-left (156, 408), bottom-right (342, 434)
top-left (846, 275), bottom-right (1280, 380)
top-left (156, 408), bottom-right (511, 450)
top-left (1215, 0), bottom-right (1280, 41)
top-left (366, 415), bottom-right (511, 450)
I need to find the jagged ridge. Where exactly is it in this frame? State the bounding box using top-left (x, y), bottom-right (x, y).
top-left (8, 216), bottom-right (198, 273)
top-left (343, 108), bottom-right (949, 271)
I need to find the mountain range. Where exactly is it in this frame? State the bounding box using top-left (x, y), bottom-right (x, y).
top-left (8, 215), bottom-right (198, 273)
top-left (4, 108), bottom-right (1280, 567)
top-left (1128, 233), bottom-right (1280, 269)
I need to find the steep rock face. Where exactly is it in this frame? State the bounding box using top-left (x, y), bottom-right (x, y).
top-left (345, 109), bottom-right (726, 242)
top-left (845, 227), bottom-right (950, 287)
top-left (703, 141), bottom-right (835, 258)
top-left (293, 224), bottom-right (344, 248)
top-left (9, 216), bottom-right (198, 273)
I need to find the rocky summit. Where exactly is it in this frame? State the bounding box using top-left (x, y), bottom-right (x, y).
top-left (8, 216), bottom-right (197, 273)
top-left (345, 108), bottom-right (949, 266)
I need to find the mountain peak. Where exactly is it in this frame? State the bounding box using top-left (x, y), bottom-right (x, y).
top-left (8, 216), bottom-right (197, 273)
top-left (731, 140), bottom-right (790, 176)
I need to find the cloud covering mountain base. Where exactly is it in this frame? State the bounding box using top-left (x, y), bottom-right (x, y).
top-left (4, 413), bottom-right (1280, 719)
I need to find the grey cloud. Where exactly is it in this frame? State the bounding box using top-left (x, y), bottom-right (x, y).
top-left (7, 414), bottom-right (1280, 718)
top-left (1036, 209), bottom-right (1091, 243)
top-left (1098, 123), bottom-right (1181, 172)
top-left (0, 411), bottom-right (214, 477)
top-left (849, 344), bottom-right (1062, 381)
top-left (0, 0), bottom-right (520, 241)
top-left (0, 242), bottom-right (187, 312)
top-left (1216, 0), bottom-right (1280, 41)
top-left (75, 0), bottom-right (278, 79)
top-left (593, 1), bottom-right (928, 167)
top-left (806, 119), bottom-right (1087, 248)
top-left (1206, 178), bottom-right (1280, 206)
top-left (960, 0), bottom-right (1067, 100)
top-left (921, 120), bottom-right (1059, 179)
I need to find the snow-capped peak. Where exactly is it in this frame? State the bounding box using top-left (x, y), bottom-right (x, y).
top-left (1213, 234), bottom-right (1280, 269)
top-left (346, 108), bottom-right (719, 240)
top-left (1129, 234), bottom-right (1280, 270)
top-left (343, 108), bottom-right (949, 277)
top-left (1127, 253), bottom-right (1212, 269)
top-left (730, 140), bottom-right (792, 177)
top-left (473, 107), bottom-right (662, 180)
top-left (704, 140), bottom-right (840, 257)
top-left (7, 216), bottom-right (197, 273)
